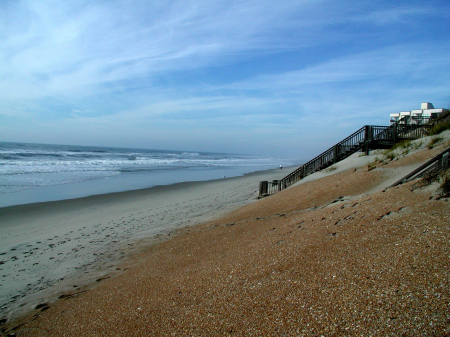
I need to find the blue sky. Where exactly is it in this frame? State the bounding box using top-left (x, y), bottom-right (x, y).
top-left (1, 0), bottom-right (450, 159)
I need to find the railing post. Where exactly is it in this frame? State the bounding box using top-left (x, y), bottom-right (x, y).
top-left (364, 125), bottom-right (372, 155)
top-left (259, 181), bottom-right (268, 196)
top-left (333, 145), bottom-right (339, 163)
top-left (392, 123), bottom-right (397, 144)
top-left (443, 152), bottom-right (449, 171)
top-left (364, 125), bottom-right (373, 141)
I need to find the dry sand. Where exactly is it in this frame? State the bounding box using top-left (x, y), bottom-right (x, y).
top-left (0, 168), bottom-right (286, 322)
top-left (1, 133), bottom-right (450, 336)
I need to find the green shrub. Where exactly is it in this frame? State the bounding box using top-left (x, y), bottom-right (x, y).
top-left (413, 140), bottom-right (423, 149)
top-left (383, 150), bottom-right (395, 161)
top-left (427, 136), bottom-right (443, 149)
top-left (429, 120), bottom-right (450, 136)
top-left (396, 140), bottom-right (411, 149)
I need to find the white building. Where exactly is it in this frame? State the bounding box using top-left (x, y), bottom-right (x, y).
top-left (390, 102), bottom-right (448, 125)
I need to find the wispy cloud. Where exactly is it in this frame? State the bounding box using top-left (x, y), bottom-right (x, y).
top-left (1, 0), bottom-right (450, 156)
top-left (1, 1), bottom-right (323, 98)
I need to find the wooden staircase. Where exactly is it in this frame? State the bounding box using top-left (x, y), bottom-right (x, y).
top-left (259, 116), bottom-right (439, 198)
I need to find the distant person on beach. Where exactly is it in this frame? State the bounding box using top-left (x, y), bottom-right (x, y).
top-left (280, 164), bottom-right (283, 170)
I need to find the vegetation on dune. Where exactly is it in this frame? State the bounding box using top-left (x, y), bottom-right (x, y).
top-left (366, 129), bottom-right (446, 171)
top-left (368, 142), bottom-right (408, 168)
top-left (427, 136), bottom-right (443, 149)
top-left (429, 120), bottom-right (450, 136)
top-left (367, 160), bottom-right (377, 171)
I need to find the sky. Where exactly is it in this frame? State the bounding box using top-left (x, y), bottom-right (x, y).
top-left (1, 0), bottom-right (450, 160)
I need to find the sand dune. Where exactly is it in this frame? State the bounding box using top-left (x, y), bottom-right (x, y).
top-left (1, 133), bottom-right (449, 336)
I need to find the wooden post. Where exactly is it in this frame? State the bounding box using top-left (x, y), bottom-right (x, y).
top-left (259, 181), bottom-right (268, 196)
top-left (333, 145), bottom-right (338, 164)
top-left (392, 123), bottom-right (397, 145)
top-left (367, 125), bottom-right (374, 141)
top-left (364, 125), bottom-right (372, 155)
top-left (443, 152), bottom-right (449, 171)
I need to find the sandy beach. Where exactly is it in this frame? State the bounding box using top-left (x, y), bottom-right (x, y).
top-left (1, 132), bottom-right (449, 336)
top-left (0, 168), bottom-right (286, 322)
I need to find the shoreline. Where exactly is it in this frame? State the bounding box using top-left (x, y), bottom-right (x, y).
top-left (0, 166), bottom-right (289, 321)
top-left (2, 132), bottom-right (449, 333)
top-left (0, 146), bottom-right (418, 322)
top-left (0, 164), bottom-right (293, 209)
top-left (3, 136), bottom-right (449, 335)
top-left (0, 143), bottom-right (435, 321)
top-left (1, 165), bottom-right (288, 210)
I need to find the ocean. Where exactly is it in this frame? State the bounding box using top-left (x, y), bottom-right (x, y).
top-left (0, 141), bottom-right (286, 208)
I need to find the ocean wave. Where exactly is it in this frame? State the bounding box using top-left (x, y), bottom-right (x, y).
top-left (0, 142), bottom-right (285, 195)
top-left (0, 171), bottom-right (121, 194)
top-left (0, 157), bottom-right (279, 176)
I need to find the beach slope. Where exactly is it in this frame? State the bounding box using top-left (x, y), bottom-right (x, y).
top-left (2, 136), bottom-right (450, 336)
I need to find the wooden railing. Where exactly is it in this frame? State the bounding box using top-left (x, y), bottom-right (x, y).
top-left (389, 146), bottom-right (450, 187)
top-left (372, 121), bottom-right (431, 143)
top-left (397, 123), bottom-right (432, 139)
top-left (427, 109), bottom-right (450, 126)
top-left (259, 126), bottom-right (375, 197)
top-left (277, 126), bottom-right (367, 191)
top-left (259, 114), bottom-right (444, 198)
top-left (259, 180), bottom-right (281, 196)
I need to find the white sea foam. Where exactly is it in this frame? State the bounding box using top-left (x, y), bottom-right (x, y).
top-left (0, 142), bottom-right (287, 198)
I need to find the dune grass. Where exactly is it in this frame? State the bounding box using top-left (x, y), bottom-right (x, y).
top-left (429, 120), bottom-right (450, 136)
